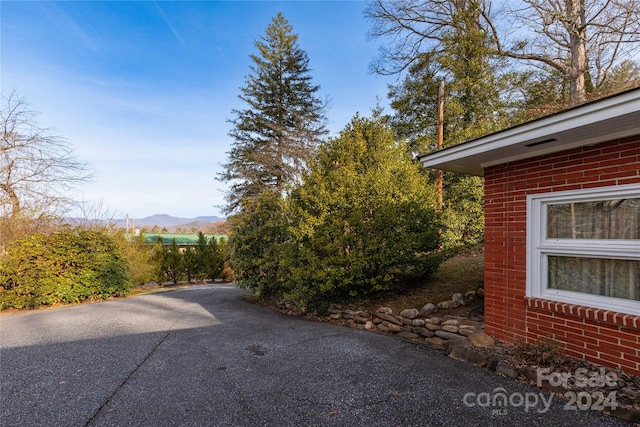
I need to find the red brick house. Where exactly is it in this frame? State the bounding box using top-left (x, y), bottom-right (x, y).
top-left (419, 88), bottom-right (640, 376)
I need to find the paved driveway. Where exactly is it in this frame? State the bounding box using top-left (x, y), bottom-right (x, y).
top-left (0, 284), bottom-right (627, 426)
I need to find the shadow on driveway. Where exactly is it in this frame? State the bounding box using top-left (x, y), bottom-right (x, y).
top-left (0, 284), bottom-right (628, 426)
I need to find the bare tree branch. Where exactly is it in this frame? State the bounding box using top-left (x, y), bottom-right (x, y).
top-left (366, 0), bottom-right (640, 105)
top-left (1, 91), bottom-right (93, 220)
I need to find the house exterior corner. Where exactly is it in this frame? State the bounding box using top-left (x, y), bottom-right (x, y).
top-left (483, 136), bottom-right (640, 375)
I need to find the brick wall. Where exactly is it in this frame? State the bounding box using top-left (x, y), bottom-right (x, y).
top-left (483, 136), bottom-right (640, 375)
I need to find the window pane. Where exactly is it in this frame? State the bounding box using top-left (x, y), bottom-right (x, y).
top-left (547, 198), bottom-right (640, 239)
top-left (548, 256), bottom-right (640, 301)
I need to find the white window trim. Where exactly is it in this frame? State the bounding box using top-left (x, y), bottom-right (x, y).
top-left (526, 183), bottom-right (640, 316)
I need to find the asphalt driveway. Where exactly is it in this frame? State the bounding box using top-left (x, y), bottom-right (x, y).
top-left (0, 284), bottom-right (628, 426)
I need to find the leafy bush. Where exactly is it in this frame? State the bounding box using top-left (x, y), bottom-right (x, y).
top-left (440, 173), bottom-right (484, 250)
top-left (115, 232), bottom-right (156, 286)
top-left (143, 233), bottom-right (225, 285)
top-left (284, 112), bottom-right (441, 310)
top-left (0, 229), bottom-right (132, 309)
top-left (163, 239), bottom-right (184, 284)
top-left (228, 190), bottom-right (292, 297)
top-left (228, 112), bottom-right (442, 312)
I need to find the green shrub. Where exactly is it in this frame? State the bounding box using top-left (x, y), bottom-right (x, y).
top-left (227, 190), bottom-right (292, 297)
top-left (115, 232), bottom-right (156, 286)
top-left (285, 113), bottom-right (440, 310)
top-left (0, 229), bottom-right (132, 309)
top-left (227, 112), bottom-right (443, 312)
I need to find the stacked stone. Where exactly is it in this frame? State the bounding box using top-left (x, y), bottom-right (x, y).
top-left (370, 306), bottom-right (489, 347)
top-left (325, 303), bottom-right (492, 349)
top-left (323, 294), bottom-right (495, 367)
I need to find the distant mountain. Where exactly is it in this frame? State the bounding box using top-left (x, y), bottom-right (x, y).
top-left (65, 214), bottom-right (225, 228)
top-left (131, 214), bottom-right (224, 227)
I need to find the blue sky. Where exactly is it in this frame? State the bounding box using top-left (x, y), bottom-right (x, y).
top-left (1, 1), bottom-right (394, 219)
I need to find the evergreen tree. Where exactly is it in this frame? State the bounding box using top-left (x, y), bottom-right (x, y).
top-left (220, 12), bottom-right (328, 213)
top-left (206, 236), bottom-right (225, 280)
top-left (194, 232), bottom-right (210, 281)
top-left (286, 111), bottom-right (440, 310)
top-left (386, 4), bottom-right (512, 249)
top-left (150, 236), bottom-right (166, 283)
top-left (388, 3), bottom-right (513, 153)
top-left (183, 246), bottom-right (196, 283)
top-left (367, 0), bottom-right (640, 106)
top-left (228, 191), bottom-right (290, 294)
top-left (164, 239), bottom-right (183, 284)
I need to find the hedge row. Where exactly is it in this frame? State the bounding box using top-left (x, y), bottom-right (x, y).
top-left (0, 229), bottom-right (132, 309)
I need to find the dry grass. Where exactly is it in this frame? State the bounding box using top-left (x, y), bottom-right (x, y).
top-left (360, 250), bottom-right (484, 314)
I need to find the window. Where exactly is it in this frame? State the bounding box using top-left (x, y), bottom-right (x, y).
top-left (527, 184), bottom-right (640, 315)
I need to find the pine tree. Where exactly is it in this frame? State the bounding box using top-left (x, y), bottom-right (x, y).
top-left (206, 236), bottom-right (224, 280)
top-left (164, 239), bottom-right (183, 284)
top-left (220, 12), bottom-right (328, 213)
top-left (194, 232), bottom-right (209, 281)
top-left (386, 4), bottom-right (511, 249)
top-left (183, 246), bottom-right (196, 283)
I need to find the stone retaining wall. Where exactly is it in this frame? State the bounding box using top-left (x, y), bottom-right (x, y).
top-left (322, 304), bottom-right (495, 357)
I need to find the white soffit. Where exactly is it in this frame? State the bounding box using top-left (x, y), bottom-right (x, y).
top-left (419, 88), bottom-right (640, 176)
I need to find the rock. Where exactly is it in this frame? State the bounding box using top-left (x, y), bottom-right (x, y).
top-left (442, 319), bottom-right (460, 326)
top-left (423, 337), bottom-right (447, 348)
top-left (441, 325), bottom-right (460, 333)
top-left (412, 319), bottom-right (425, 327)
top-left (399, 308), bottom-right (419, 319)
top-left (412, 327), bottom-right (435, 338)
top-left (327, 308), bottom-right (342, 315)
top-left (365, 321), bottom-right (374, 331)
top-left (377, 307), bottom-right (393, 315)
top-left (419, 303), bottom-right (438, 317)
top-left (521, 366), bottom-right (538, 383)
top-left (353, 315), bottom-right (369, 324)
top-left (437, 300), bottom-right (460, 309)
top-left (449, 345), bottom-right (488, 365)
top-left (435, 330), bottom-right (465, 341)
top-left (399, 317), bottom-right (414, 326)
top-left (444, 337), bottom-right (470, 352)
top-left (329, 303), bottom-right (343, 311)
top-left (375, 312), bottom-right (403, 326)
top-left (397, 331), bottom-right (420, 340)
top-left (329, 313), bottom-right (342, 320)
top-left (377, 323), bottom-right (389, 332)
top-left (427, 317), bottom-right (441, 325)
top-left (373, 317), bottom-right (383, 324)
top-left (458, 328), bottom-right (476, 337)
top-left (476, 287), bottom-right (485, 297)
top-left (387, 323), bottom-right (403, 333)
top-left (486, 356), bottom-right (500, 371)
top-left (496, 361), bottom-right (519, 379)
top-left (465, 290), bottom-right (476, 299)
top-left (425, 323), bottom-right (441, 331)
top-left (452, 293), bottom-right (464, 305)
top-left (467, 332), bottom-right (495, 348)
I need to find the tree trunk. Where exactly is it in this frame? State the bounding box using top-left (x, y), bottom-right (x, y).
top-left (0, 183), bottom-right (20, 218)
top-left (568, 0), bottom-right (588, 105)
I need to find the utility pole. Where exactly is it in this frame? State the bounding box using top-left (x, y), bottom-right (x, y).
top-left (437, 80), bottom-right (444, 212)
